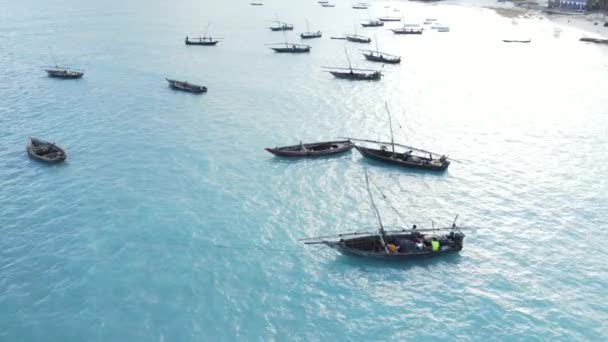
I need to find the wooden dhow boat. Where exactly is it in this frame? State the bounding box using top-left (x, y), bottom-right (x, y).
top-left (361, 19), bottom-right (384, 27)
top-left (346, 103), bottom-right (451, 171)
top-left (300, 20), bottom-right (322, 39)
top-left (269, 43), bottom-right (311, 53)
top-left (345, 33), bottom-right (371, 43)
top-left (352, 3), bottom-right (369, 9)
top-left (502, 39), bottom-right (531, 43)
top-left (324, 49), bottom-right (383, 80)
top-left (166, 78), bottom-right (207, 93)
top-left (392, 27), bottom-right (424, 34)
top-left (265, 140), bottom-right (354, 157)
top-left (26, 137), bottom-right (66, 163)
top-left (361, 39), bottom-right (401, 64)
top-left (321, 3), bottom-right (336, 7)
top-left (301, 172), bottom-right (468, 260)
top-left (185, 36), bottom-right (221, 45)
top-left (44, 66), bottom-right (84, 79)
top-left (269, 20), bottom-right (294, 31)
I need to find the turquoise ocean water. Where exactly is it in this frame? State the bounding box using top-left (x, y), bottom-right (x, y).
top-left (1, 0), bottom-right (607, 340)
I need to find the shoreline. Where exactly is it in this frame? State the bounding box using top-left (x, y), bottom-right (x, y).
top-left (444, 0), bottom-right (608, 38)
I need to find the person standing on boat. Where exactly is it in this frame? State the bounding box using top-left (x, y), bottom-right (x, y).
top-left (431, 237), bottom-right (440, 252)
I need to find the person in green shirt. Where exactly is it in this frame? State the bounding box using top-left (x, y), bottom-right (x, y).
top-left (431, 237), bottom-right (440, 252)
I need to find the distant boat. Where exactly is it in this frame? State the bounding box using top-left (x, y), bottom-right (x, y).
top-left (348, 103), bottom-right (450, 171)
top-left (269, 20), bottom-right (294, 31)
top-left (185, 36), bottom-right (220, 45)
top-left (44, 66), bottom-right (84, 79)
top-left (265, 140), bottom-right (354, 157)
top-left (580, 37), bottom-right (608, 44)
top-left (392, 26), bottom-right (424, 35)
top-left (318, 0), bottom-right (329, 3)
top-left (301, 171), bottom-right (468, 260)
top-left (300, 20), bottom-right (322, 39)
top-left (26, 137), bottom-right (66, 163)
top-left (345, 33), bottom-right (371, 43)
top-left (378, 8), bottom-right (402, 22)
top-left (361, 19), bottom-right (384, 27)
top-left (361, 39), bottom-right (401, 64)
top-left (502, 39), bottom-right (531, 43)
top-left (269, 43), bottom-right (311, 53)
top-left (321, 3), bottom-right (336, 7)
top-left (324, 48), bottom-right (382, 81)
top-left (352, 3), bottom-right (369, 9)
top-left (250, 1), bottom-right (263, 5)
top-left (166, 78), bottom-right (207, 94)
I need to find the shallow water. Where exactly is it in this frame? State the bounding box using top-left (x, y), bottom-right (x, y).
top-left (1, 0), bottom-right (607, 340)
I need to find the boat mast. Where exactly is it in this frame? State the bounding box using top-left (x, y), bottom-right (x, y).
top-left (344, 47), bottom-right (353, 72)
top-left (365, 171), bottom-right (388, 253)
top-left (385, 102), bottom-right (396, 157)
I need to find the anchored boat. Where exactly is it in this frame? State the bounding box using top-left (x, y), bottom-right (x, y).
top-left (265, 140), bottom-right (354, 157)
top-left (345, 33), bottom-right (371, 43)
top-left (166, 78), bottom-right (207, 93)
top-left (44, 66), bottom-right (84, 79)
top-left (324, 48), bottom-right (382, 80)
top-left (300, 20), bottom-right (322, 39)
top-left (26, 137), bottom-right (66, 163)
top-left (301, 171), bottom-right (468, 260)
top-left (347, 103), bottom-right (450, 171)
top-left (269, 20), bottom-right (294, 31)
top-left (361, 39), bottom-right (401, 64)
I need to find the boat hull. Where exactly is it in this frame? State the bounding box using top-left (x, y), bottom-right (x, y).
top-left (265, 140), bottom-right (353, 157)
top-left (271, 46), bottom-right (311, 53)
top-left (355, 145), bottom-right (449, 171)
top-left (166, 79), bottom-right (207, 94)
top-left (392, 29), bottom-right (423, 35)
top-left (45, 70), bottom-right (84, 79)
top-left (329, 71), bottom-right (381, 80)
top-left (185, 40), bottom-right (219, 46)
top-left (363, 54), bottom-right (401, 64)
top-left (26, 138), bottom-right (66, 163)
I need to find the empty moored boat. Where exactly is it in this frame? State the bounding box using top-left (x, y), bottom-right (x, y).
top-left (269, 43), bottom-right (311, 53)
top-left (361, 39), bottom-right (401, 64)
top-left (361, 19), bottom-right (384, 27)
top-left (301, 172), bottom-right (468, 260)
top-left (269, 20), bottom-right (294, 31)
top-left (265, 140), bottom-right (354, 157)
top-left (300, 20), bottom-right (322, 39)
top-left (502, 39), bottom-right (531, 43)
top-left (392, 27), bottom-right (424, 34)
top-left (324, 48), bottom-right (382, 81)
top-left (345, 33), bottom-right (371, 43)
top-left (26, 137), bottom-right (66, 163)
top-left (166, 78), bottom-right (207, 93)
top-left (185, 36), bottom-right (221, 45)
top-left (44, 66), bottom-right (84, 79)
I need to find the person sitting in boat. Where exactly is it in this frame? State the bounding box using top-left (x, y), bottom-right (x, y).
top-left (439, 155), bottom-right (447, 163)
top-left (380, 145), bottom-right (388, 153)
top-left (387, 243), bottom-right (399, 254)
top-left (403, 150), bottom-right (412, 160)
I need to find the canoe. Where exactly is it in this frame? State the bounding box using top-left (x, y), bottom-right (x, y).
top-left (26, 137), bottom-right (66, 163)
top-left (354, 145), bottom-right (449, 171)
top-left (265, 140), bottom-right (354, 157)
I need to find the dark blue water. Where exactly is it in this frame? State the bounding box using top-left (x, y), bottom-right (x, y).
top-left (1, 0), bottom-right (607, 340)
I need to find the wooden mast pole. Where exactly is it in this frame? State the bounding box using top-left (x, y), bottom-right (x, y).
top-left (365, 170), bottom-right (388, 253)
top-left (385, 102), bottom-right (396, 157)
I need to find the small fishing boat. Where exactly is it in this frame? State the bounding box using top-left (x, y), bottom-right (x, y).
top-left (580, 37), bottom-right (608, 44)
top-left (361, 19), bottom-right (384, 27)
top-left (345, 34), bottom-right (371, 43)
top-left (185, 36), bottom-right (220, 45)
top-left (392, 27), bottom-right (424, 35)
top-left (44, 66), bottom-right (84, 79)
top-left (318, 0), bottom-right (329, 3)
top-left (250, 1), bottom-right (263, 5)
top-left (379, 16), bottom-right (401, 22)
top-left (361, 50), bottom-right (401, 64)
top-left (361, 39), bottom-right (401, 64)
top-left (352, 3), bottom-right (369, 9)
top-left (269, 21), bottom-right (294, 31)
top-left (269, 43), bottom-right (311, 53)
top-left (347, 103), bottom-right (450, 171)
top-left (300, 20), bottom-right (322, 39)
top-left (26, 137), bottom-right (66, 163)
top-left (502, 39), bottom-right (531, 43)
top-left (301, 172), bottom-right (467, 260)
top-left (265, 140), bottom-right (354, 157)
top-left (166, 78), bottom-right (207, 93)
top-left (324, 48), bottom-right (383, 81)
top-left (321, 3), bottom-right (336, 7)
